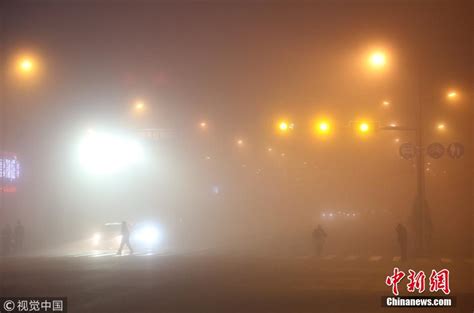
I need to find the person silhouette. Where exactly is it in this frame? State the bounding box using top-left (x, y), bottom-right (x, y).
top-left (117, 221), bottom-right (134, 255)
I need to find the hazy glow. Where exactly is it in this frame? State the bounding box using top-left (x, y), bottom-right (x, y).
top-left (20, 59), bottom-right (33, 72)
top-left (447, 90), bottom-right (458, 99)
top-left (279, 121), bottom-right (289, 131)
top-left (236, 139), bottom-right (244, 146)
top-left (276, 119), bottom-right (294, 134)
top-left (92, 233), bottom-right (101, 246)
top-left (315, 119), bottom-right (331, 136)
top-left (134, 225), bottom-right (161, 245)
top-left (16, 56), bottom-right (37, 77)
top-left (78, 130), bottom-right (145, 175)
top-left (134, 100), bottom-right (145, 111)
top-left (200, 121), bottom-right (207, 129)
top-left (369, 52), bottom-right (386, 67)
top-left (359, 122), bottom-right (370, 133)
top-left (437, 123), bottom-right (446, 131)
top-left (382, 100), bottom-right (390, 107)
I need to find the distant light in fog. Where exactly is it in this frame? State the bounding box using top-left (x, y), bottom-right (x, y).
top-left (276, 119), bottom-right (294, 135)
top-left (78, 130), bottom-right (145, 175)
top-left (199, 121), bottom-right (207, 129)
top-left (236, 139), bottom-right (244, 146)
top-left (382, 100), bottom-right (390, 107)
top-left (369, 51), bottom-right (386, 68)
top-left (212, 185), bottom-right (220, 194)
top-left (446, 90), bottom-right (458, 100)
top-left (133, 99), bottom-right (146, 112)
top-left (314, 118), bottom-right (332, 137)
top-left (437, 123), bottom-right (446, 131)
top-left (16, 55), bottom-right (37, 77)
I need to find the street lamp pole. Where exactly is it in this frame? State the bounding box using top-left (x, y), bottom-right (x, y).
top-left (380, 100), bottom-right (429, 255)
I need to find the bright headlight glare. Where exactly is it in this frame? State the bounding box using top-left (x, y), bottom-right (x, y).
top-left (135, 226), bottom-right (160, 245)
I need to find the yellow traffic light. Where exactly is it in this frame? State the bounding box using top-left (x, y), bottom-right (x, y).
top-left (354, 120), bottom-right (374, 137)
top-left (314, 119), bottom-right (332, 137)
top-left (359, 122), bottom-right (370, 133)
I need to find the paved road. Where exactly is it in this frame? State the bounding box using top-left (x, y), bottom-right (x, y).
top-left (1, 252), bottom-right (472, 313)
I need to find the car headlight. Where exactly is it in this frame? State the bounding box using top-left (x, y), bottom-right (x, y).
top-left (134, 225), bottom-right (160, 245)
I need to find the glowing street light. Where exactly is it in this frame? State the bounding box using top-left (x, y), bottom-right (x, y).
top-left (369, 51), bottom-right (386, 68)
top-left (199, 121), bottom-right (208, 129)
top-left (437, 123), bottom-right (446, 131)
top-left (15, 55), bottom-right (38, 78)
top-left (382, 100), bottom-right (390, 107)
top-left (19, 59), bottom-right (33, 72)
top-left (133, 99), bottom-right (145, 113)
top-left (446, 90), bottom-right (458, 100)
top-left (236, 139), bottom-right (244, 147)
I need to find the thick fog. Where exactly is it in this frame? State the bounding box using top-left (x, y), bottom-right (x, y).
top-left (0, 1), bottom-right (472, 258)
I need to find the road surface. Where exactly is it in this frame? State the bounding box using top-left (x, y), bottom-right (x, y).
top-left (1, 251), bottom-right (472, 313)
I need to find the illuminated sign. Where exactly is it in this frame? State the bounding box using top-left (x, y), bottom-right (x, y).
top-left (1, 153), bottom-right (20, 193)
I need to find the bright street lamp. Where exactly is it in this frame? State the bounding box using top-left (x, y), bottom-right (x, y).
top-left (133, 99), bottom-right (145, 112)
top-left (369, 51), bottom-right (387, 68)
top-left (446, 90), bottom-right (458, 101)
top-left (15, 55), bottom-right (38, 77)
